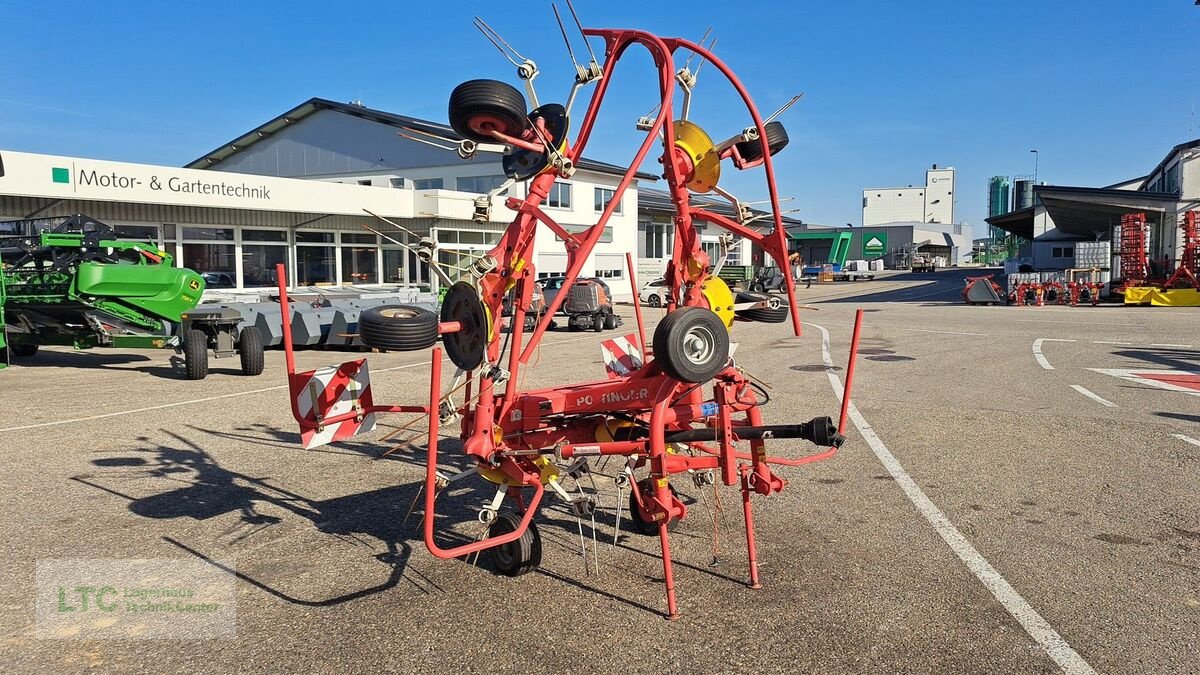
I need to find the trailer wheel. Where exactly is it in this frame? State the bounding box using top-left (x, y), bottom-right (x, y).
top-left (488, 511), bottom-right (542, 577)
top-left (735, 120), bottom-right (789, 162)
top-left (653, 306), bottom-right (729, 383)
top-left (449, 79), bottom-right (529, 143)
top-left (238, 327), bottom-right (265, 376)
top-left (629, 480), bottom-right (680, 535)
top-left (359, 305), bottom-right (439, 352)
top-left (734, 291), bottom-right (789, 323)
top-left (8, 341), bottom-right (38, 358)
top-left (183, 329), bottom-right (209, 380)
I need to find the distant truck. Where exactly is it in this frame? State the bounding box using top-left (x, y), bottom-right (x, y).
top-left (910, 253), bottom-right (936, 273)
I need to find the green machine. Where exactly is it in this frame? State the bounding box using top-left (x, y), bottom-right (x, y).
top-left (0, 214), bottom-right (233, 375)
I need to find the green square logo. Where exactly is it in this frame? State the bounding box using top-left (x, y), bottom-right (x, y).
top-left (52, 167), bottom-right (70, 184)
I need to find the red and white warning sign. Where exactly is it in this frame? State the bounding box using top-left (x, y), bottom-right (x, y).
top-left (291, 359), bottom-right (377, 448)
top-left (1089, 368), bottom-right (1200, 397)
top-left (600, 333), bottom-right (643, 379)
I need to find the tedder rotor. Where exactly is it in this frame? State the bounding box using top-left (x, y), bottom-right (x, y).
top-left (277, 10), bottom-right (864, 619)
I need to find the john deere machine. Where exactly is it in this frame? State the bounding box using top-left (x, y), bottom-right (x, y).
top-left (0, 213), bottom-right (263, 378)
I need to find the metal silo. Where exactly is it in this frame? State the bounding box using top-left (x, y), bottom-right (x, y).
top-left (1013, 179), bottom-right (1035, 210)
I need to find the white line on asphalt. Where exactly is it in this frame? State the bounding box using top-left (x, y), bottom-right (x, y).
top-left (0, 333), bottom-right (601, 434)
top-left (1093, 341), bottom-right (1133, 345)
top-left (1172, 434), bottom-right (1200, 449)
top-left (807, 321), bottom-right (1097, 675)
top-left (1032, 338), bottom-right (1075, 370)
top-left (1150, 343), bottom-right (1193, 348)
top-left (1015, 319), bottom-right (1139, 326)
top-left (902, 328), bottom-right (986, 336)
top-left (1069, 385), bottom-right (1116, 408)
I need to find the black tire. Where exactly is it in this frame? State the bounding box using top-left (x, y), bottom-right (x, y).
top-left (604, 313), bottom-right (618, 330)
top-left (238, 327), bottom-right (265, 376)
top-left (735, 120), bottom-right (789, 162)
top-left (488, 512), bottom-right (542, 577)
top-left (652, 307), bottom-right (730, 383)
top-left (523, 315), bottom-right (536, 332)
top-left (646, 294), bottom-right (661, 308)
top-left (735, 291), bottom-right (789, 323)
top-left (359, 305), bottom-right (439, 352)
top-left (629, 480), bottom-right (680, 536)
top-left (8, 340), bottom-right (37, 358)
top-left (183, 329), bottom-right (209, 380)
top-left (548, 320), bottom-right (558, 331)
top-left (592, 314), bottom-right (604, 332)
top-left (439, 282), bottom-right (488, 370)
top-left (449, 79), bottom-right (529, 143)
top-left (750, 281), bottom-right (765, 293)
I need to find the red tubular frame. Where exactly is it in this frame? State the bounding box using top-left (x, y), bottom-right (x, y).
top-left (273, 24), bottom-right (865, 619)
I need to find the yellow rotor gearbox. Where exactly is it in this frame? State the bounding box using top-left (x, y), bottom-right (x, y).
top-left (699, 276), bottom-right (736, 328)
top-left (478, 455), bottom-right (560, 486)
top-left (672, 120), bottom-right (721, 193)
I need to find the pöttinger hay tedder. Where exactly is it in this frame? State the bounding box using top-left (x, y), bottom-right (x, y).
top-left (277, 7), bottom-right (864, 619)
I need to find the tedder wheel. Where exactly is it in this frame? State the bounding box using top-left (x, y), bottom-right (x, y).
top-left (629, 480), bottom-right (681, 536)
top-left (592, 314), bottom-right (605, 332)
top-left (604, 313), bottom-right (618, 330)
top-left (440, 282), bottom-right (489, 370)
top-left (735, 120), bottom-right (790, 162)
top-left (734, 291), bottom-right (789, 324)
top-left (652, 306), bottom-right (730, 383)
top-left (238, 327), bottom-right (265, 376)
top-left (183, 329), bottom-right (209, 380)
top-left (448, 79), bottom-right (529, 143)
top-left (488, 511), bottom-right (542, 577)
top-left (359, 305), bottom-right (439, 352)
top-left (8, 341), bottom-right (38, 358)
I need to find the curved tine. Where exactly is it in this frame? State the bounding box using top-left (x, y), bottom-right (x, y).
top-left (764, 93), bottom-right (805, 125)
top-left (473, 17), bottom-right (522, 67)
top-left (552, 4), bottom-right (580, 68)
top-left (692, 36), bottom-right (717, 78)
top-left (564, 0), bottom-right (599, 64)
top-left (682, 27), bottom-right (712, 71)
top-left (474, 16), bottom-right (528, 63)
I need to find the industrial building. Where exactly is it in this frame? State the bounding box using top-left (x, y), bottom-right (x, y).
top-left (862, 165), bottom-right (956, 227)
top-left (782, 220), bottom-right (975, 269)
top-left (986, 138), bottom-right (1199, 273)
top-left (185, 97), bottom-right (655, 298)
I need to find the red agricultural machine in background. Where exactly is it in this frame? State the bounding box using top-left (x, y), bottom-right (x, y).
top-left (277, 7), bottom-right (863, 619)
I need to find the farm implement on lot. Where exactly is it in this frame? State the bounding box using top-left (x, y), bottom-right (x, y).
top-left (0, 213), bottom-right (263, 377)
top-left (278, 8), bottom-right (863, 619)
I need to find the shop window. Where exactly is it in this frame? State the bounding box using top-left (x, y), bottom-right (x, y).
top-left (183, 243), bottom-right (235, 281)
top-left (182, 227), bottom-right (234, 241)
top-left (383, 249), bottom-right (406, 283)
top-left (341, 245), bottom-right (378, 284)
top-left (114, 224), bottom-right (159, 242)
top-left (341, 232), bottom-right (377, 245)
top-left (594, 187), bottom-right (621, 214)
top-left (547, 181), bottom-right (572, 209)
top-left (555, 225), bottom-right (612, 244)
top-left (460, 231), bottom-right (487, 245)
top-left (241, 244), bottom-right (287, 287)
top-left (243, 229), bottom-right (287, 242)
top-left (296, 231), bottom-right (334, 243)
top-left (595, 268), bottom-right (622, 279)
top-left (296, 245), bottom-right (335, 286)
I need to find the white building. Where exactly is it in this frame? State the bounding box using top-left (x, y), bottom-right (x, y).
top-left (185, 98), bottom-right (655, 299)
top-left (862, 165), bottom-right (955, 227)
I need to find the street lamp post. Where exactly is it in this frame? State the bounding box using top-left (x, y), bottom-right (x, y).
top-left (1030, 149), bottom-right (1039, 185)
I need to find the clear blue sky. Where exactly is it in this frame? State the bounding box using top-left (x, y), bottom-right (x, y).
top-left (3, 1), bottom-right (1198, 228)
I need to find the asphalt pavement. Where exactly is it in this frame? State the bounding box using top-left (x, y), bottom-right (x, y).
top-left (0, 269), bottom-right (1196, 674)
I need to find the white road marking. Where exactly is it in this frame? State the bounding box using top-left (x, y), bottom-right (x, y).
top-left (1093, 341), bottom-right (1133, 346)
top-left (1032, 338), bottom-right (1075, 370)
top-left (0, 333), bottom-right (602, 434)
top-left (1150, 343), bottom-right (1193, 348)
top-left (1088, 368), bottom-right (1200, 397)
top-left (807, 321), bottom-right (1097, 675)
top-left (1069, 385), bottom-right (1116, 408)
top-left (902, 328), bottom-right (986, 336)
top-left (1172, 434), bottom-right (1200, 449)
top-left (1015, 319), bottom-right (1139, 327)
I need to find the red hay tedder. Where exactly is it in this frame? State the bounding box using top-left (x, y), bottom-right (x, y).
top-left (275, 8), bottom-right (863, 619)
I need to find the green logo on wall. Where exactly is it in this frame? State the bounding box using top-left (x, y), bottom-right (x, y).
top-left (52, 167), bottom-right (70, 184)
top-left (863, 232), bottom-right (887, 258)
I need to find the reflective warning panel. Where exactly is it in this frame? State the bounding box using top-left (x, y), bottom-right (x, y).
top-left (600, 334), bottom-right (643, 379)
top-left (291, 359), bottom-right (377, 448)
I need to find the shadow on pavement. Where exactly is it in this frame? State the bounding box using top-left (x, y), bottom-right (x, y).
top-left (816, 268), bottom-right (998, 304)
